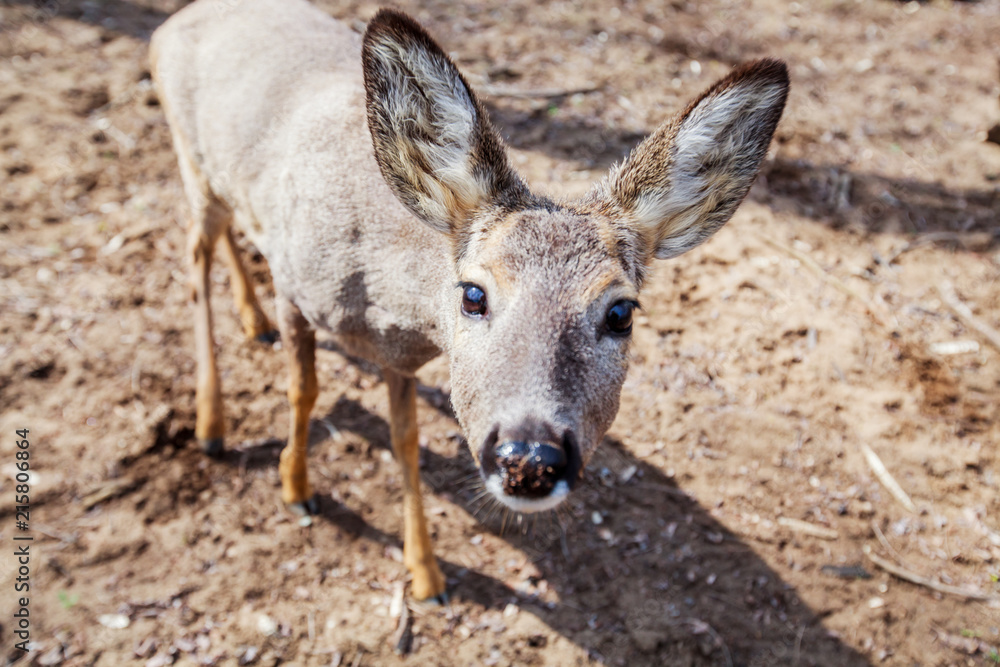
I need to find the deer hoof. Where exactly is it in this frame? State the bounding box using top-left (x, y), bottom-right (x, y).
top-left (200, 437), bottom-right (224, 457)
top-left (255, 329), bottom-right (280, 344)
top-left (286, 495), bottom-right (319, 516)
top-left (425, 590), bottom-right (449, 606)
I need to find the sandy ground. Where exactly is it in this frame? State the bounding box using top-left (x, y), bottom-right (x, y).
top-left (1, 0), bottom-right (1000, 665)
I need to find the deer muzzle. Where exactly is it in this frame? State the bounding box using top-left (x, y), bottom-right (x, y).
top-left (480, 425), bottom-right (581, 512)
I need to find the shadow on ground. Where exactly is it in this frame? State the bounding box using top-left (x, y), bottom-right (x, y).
top-left (300, 392), bottom-right (868, 665)
top-left (1, 0), bottom-right (173, 44)
top-left (225, 336), bottom-right (870, 666)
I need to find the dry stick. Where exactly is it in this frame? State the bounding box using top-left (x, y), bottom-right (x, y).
top-left (870, 520), bottom-right (909, 569)
top-left (862, 545), bottom-right (1000, 603)
top-left (81, 477), bottom-right (138, 510)
top-left (758, 236), bottom-right (888, 327)
top-left (883, 231), bottom-right (997, 265)
top-left (777, 516), bottom-right (839, 540)
top-left (391, 598), bottom-right (412, 656)
top-left (938, 281), bottom-right (1000, 352)
top-left (31, 522), bottom-right (78, 544)
top-left (860, 443), bottom-right (916, 513)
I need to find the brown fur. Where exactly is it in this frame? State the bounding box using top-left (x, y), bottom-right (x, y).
top-left (151, 0), bottom-right (788, 601)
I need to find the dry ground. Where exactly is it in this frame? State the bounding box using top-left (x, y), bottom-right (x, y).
top-left (1, 0), bottom-right (1000, 665)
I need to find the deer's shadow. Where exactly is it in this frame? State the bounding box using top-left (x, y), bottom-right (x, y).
top-left (283, 340), bottom-right (869, 666)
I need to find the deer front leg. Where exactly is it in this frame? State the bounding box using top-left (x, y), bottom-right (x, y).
top-left (276, 295), bottom-right (318, 513)
top-left (384, 369), bottom-right (446, 602)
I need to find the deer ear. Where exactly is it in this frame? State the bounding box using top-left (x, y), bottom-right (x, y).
top-left (362, 10), bottom-right (528, 236)
top-left (590, 59), bottom-right (789, 260)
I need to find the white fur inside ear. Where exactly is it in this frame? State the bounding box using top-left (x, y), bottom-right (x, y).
top-left (370, 38), bottom-right (492, 221)
top-left (633, 79), bottom-right (787, 259)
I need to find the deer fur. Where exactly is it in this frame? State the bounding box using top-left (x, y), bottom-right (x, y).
top-left (151, 0), bottom-right (788, 602)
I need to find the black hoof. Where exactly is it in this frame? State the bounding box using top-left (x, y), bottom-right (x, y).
top-left (256, 330), bottom-right (280, 344)
top-left (200, 438), bottom-right (224, 457)
top-left (287, 495), bottom-right (319, 516)
top-left (416, 590), bottom-right (450, 607)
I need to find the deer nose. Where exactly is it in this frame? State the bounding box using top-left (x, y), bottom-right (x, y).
top-left (492, 439), bottom-right (568, 498)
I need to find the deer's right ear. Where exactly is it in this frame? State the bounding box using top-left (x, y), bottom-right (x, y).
top-left (362, 10), bottom-right (528, 237)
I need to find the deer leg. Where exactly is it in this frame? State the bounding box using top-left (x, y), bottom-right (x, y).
top-left (218, 227), bottom-right (277, 343)
top-left (188, 209), bottom-right (226, 456)
top-left (276, 295), bottom-right (318, 512)
top-left (384, 369), bottom-right (446, 602)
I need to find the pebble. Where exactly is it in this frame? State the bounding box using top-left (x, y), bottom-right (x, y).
top-left (619, 465), bottom-right (638, 484)
top-left (256, 614), bottom-right (278, 636)
top-left (97, 613), bottom-right (130, 629)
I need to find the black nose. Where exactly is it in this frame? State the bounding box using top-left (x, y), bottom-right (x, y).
top-left (493, 439), bottom-right (568, 498)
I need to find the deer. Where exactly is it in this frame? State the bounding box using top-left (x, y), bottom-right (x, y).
top-left (150, 0), bottom-right (788, 603)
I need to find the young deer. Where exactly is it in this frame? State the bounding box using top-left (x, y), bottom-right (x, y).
top-left (151, 0), bottom-right (787, 602)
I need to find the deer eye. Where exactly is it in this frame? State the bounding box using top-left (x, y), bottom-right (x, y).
top-left (605, 300), bottom-right (635, 336)
top-left (461, 283), bottom-right (488, 318)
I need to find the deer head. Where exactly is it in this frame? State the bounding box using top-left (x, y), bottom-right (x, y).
top-left (362, 10), bottom-right (788, 512)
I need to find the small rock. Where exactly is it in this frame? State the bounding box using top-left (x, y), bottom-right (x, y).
top-left (238, 646), bottom-right (259, 666)
top-left (145, 654), bottom-right (174, 667)
top-left (389, 583), bottom-right (405, 619)
top-left (173, 637), bottom-right (196, 653)
top-left (868, 596), bottom-right (885, 609)
top-left (98, 613), bottom-right (130, 629)
top-left (256, 614), bottom-right (278, 637)
top-left (503, 603), bottom-right (519, 618)
top-left (134, 637), bottom-right (158, 659)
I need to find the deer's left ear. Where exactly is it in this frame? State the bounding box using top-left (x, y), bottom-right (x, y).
top-left (589, 59), bottom-right (789, 261)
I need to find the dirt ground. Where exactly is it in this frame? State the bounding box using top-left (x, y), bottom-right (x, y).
top-left (1, 0), bottom-right (1000, 665)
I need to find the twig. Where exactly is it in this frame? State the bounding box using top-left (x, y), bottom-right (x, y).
top-left (315, 418), bottom-right (340, 440)
top-left (391, 595), bottom-right (412, 655)
top-left (883, 231), bottom-right (997, 265)
top-left (480, 83), bottom-right (603, 99)
top-left (938, 282), bottom-right (1000, 352)
top-left (870, 520), bottom-right (909, 568)
top-left (32, 522), bottom-right (78, 544)
top-left (931, 625), bottom-right (998, 655)
top-left (777, 517), bottom-right (839, 540)
top-left (81, 477), bottom-right (139, 509)
top-left (860, 443), bottom-right (916, 513)
top-left (863, 545), bottom-right (1000, 603)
